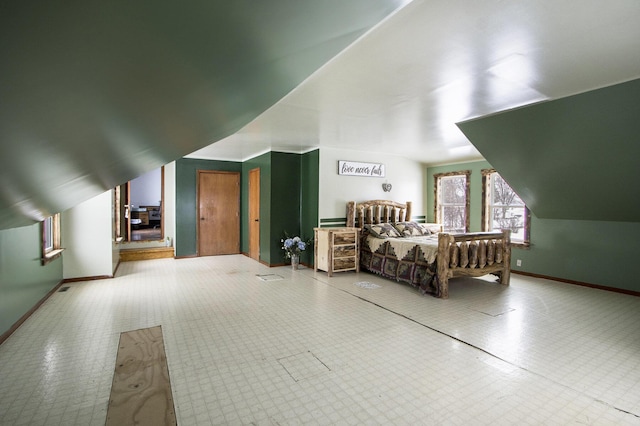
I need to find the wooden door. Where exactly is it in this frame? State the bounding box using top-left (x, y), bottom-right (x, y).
top-left (248, 168), bottom-right (260, 261)
top-left (197, 171), bottom-right (240, 256)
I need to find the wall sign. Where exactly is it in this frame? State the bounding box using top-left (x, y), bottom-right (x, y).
top-left (338, 160), bottom-right (385, 177)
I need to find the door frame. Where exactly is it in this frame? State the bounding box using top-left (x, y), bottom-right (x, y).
top-left (116, 166), bottom-right (164, 242)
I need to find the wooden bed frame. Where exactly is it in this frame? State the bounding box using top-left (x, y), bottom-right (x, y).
top-left (346, 200), bottom-right (511, 298)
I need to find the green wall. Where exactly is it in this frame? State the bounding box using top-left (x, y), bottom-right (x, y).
top-left (427, 160), bottom-right (640, 293)
top-left (241, 152), bottom-right (272, 262)
top-left (426, 160), bottom-right (489, 231)
top-left (175, 158), bottom-right (242, 257)
top-left (270, 152), bottom-right (302, 264)
top-left (0, 224), bottom-right (62, 336)
top-left (457, 79), bottom-right (640, 222)
top-left (179, 152), bottom-right (318, 266)
top-left (0, 151), bottom-right (317, 336)
top-left (300, 150), bottom-right (319, 265)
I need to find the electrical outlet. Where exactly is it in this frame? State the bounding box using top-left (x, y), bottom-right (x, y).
top-left (516, 259), bottom-right (522, 267)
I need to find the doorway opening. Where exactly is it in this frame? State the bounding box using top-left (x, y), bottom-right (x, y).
top-left (115, 166), bottom-right (165, 242)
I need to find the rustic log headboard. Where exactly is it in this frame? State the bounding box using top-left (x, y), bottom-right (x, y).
top-left (346, 200), bottom-right (412, 229)
top-left (346, 199), bottom-right (511, 299)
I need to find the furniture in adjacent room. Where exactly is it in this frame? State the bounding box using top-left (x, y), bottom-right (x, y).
top-left (314, 227), bottom-right (360, 276)
top-left (131, 209), bottom-right (149, 227)
top-left (142, 205), bottom-right (161, 228)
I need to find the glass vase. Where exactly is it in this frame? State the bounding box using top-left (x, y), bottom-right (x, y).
top-left (291, 254), bottom-right (299, 270)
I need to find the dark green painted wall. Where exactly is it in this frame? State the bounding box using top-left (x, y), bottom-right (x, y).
top-left (300, 150), bottom-right (319, 265)
top-left (271, 152), bottom-right (302, 265)
top-left (0, 224), bottom-right (62, 336)
top-left (242, 152), bottom-right (272, 262)
top-left (175, 158), bottom-right (242, 257)
top-left (427, 160), bottom-right (640, 293)
top-left (180, 152), bottom-right (318, 266)
top-left (426, 161), bottom-right (488, 232)
top-left (457, 79), bottom-right (640, 222)
top-left (0, 151), bottom-right (316, 336)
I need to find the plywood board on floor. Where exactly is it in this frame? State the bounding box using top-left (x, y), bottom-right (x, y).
top-left (106, 326), bottom-right (176, 426)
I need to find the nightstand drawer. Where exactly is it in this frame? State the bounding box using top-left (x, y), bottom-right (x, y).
top-left (334, 233), bottom-right (356, 245)
top-left (334, 245), bottom-right (356, 258)
top-left (334, 257), bottom-right (356, 271)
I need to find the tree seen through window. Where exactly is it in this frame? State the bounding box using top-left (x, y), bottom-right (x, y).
top-left (483, 170), bottom-right (530, 245)
top-left (435, 171), bottom-right (470, 233)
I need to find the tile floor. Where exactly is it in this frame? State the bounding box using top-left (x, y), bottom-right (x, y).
top-left (0, 255), bottom-right (639, 425)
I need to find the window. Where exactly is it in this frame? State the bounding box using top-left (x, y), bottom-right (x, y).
top-left (434, 171), bottom-right (470, 233)
top-left (42, 213), bottom-right (62, 264)
top-left (482, 169), bottom-right (530, 246)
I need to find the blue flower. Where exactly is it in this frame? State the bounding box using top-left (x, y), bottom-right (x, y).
top-left (282, 235), bottom-right (310, 259)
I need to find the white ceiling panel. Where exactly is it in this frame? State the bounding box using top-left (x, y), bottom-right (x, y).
top-left (188, 0), bottom-right (640, 165)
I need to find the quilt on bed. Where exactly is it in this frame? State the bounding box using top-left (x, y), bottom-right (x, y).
top-left (360, 234), bottom-right (440, 295)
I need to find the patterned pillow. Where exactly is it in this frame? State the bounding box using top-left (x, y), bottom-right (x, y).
top-left (393, 221), bottom-right (426, 237)
top-left (364, 223), bottom-right (402, 239)
top-left (418, 223), bottom-right (442, 234)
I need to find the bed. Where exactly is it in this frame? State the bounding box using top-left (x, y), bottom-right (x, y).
top-left (346, 200), bottom-right (511, 298)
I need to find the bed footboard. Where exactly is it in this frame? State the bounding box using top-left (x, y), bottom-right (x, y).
top-left (436, 230), bottom-right (511, 298)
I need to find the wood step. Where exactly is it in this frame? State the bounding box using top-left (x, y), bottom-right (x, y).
top-left (120, 247), bottom-right (174, 262)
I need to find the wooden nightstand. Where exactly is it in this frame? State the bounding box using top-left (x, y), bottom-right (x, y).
top-left (314, 227), bottom-right (360, 276)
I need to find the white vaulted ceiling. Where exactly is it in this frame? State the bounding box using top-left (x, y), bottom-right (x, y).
top-left (1, 0), bottom-right (640, 229)
top-left (187, 1), bottom-right (640, 163)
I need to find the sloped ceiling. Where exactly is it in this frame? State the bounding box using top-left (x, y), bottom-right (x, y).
top-left (0, 0), bottom-right (408, 230)
top-left (187, 1), bottom-right (640, 165)
top-left (457, 79), bottom-right (640, 223)
top-left (2, 0), bottom-right (640, 231)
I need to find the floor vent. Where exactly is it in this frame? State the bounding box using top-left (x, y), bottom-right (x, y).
top-left (354, 281), bottom-right (381, 289)
top-left (256, 274), bottom-right (284, 281)
top-left (58, 286), bottom-right (70, 292)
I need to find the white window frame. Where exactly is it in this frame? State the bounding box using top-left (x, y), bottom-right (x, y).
top-left (482, 169), bottom-right (530, 246)
top-left (434, 171), bottom-right (470, 233)
top-left (42, 213), bottom-right (63, 264)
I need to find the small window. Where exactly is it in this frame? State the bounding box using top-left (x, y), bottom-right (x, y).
top-left (482, 169), bottom-right (530, 246)
top-left (434, 171), bottom-right (470, 233)
top-left (43, 216), bottom-right (54, 252)
top-left (42, 213), bottom-right (62, 264)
